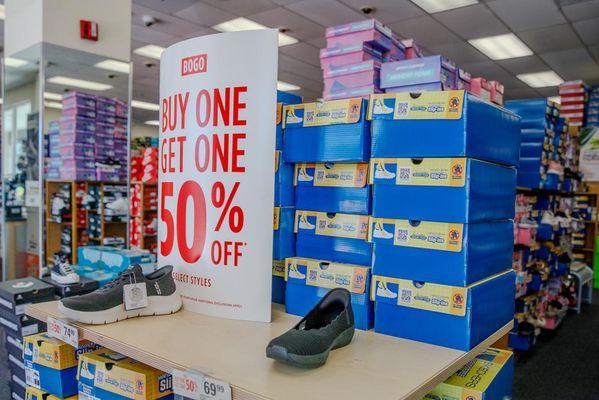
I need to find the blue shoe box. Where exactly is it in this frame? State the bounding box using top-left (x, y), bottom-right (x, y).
top-left (274, 151), bottom-right (294, 207)
top-left (370, 157), bottom-right (516, 223)
top-left (283, 98), bottom-right (370, 162)
top-left (272, 260), bottom-right (286, 304)
top-left (369, 218), bottom-right (513, 286)
top-left (518, 158), bottom-right (543, 173)
top-left (295, 210), bottom-right (372, 265)
top-left (273, 206), bottom-right (295, 260)
top-left (276, 91), bottom-right (302, 150)
top-left (369, 91), bottom-right (521, 167)
top-left (520, 142), bottom-right (544, 158)
top-left (285, 257), bottom-right (373, 330)
top-left (521, 128), bottom-right (549, 142)
top-left (372, 270), bottom-right (515, 350)
top-left (508, 332), bottom-right (536, 351)
top-left (77, 246), bottom-right (155, 271)
top-left (294, 162), bottom-right (371, 215)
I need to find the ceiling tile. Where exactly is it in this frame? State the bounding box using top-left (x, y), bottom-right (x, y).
top-left (132, 4), bottom-right (204, 36)
top-left (279, 54), bottom-right (323, 80)
top-left (561, 0), bottom-right (599, 22)
top-left (459, 60), bottom-right (511, 80)
top-left (434, 4), bottom-right (508, 39)
top-left (426, 42), bottom-right (488, 64)
top-left (498, 55), bottom-right (548, 75)
top-left (173, 2), bottom-right (236, 26)
top-left (540, 48), bottom-right (599, 80)
top-left (535, 87), bottom-right (559, 97)
top-left (131, 0), bottom-right (199, 14)
top-left (131, 25), bottom-right (176, 46)
top-left (286, 0), bottom-right (365, 27)
top-left (201, 0), bottom-right (279, 16)
top-left (506, 87), bottom-right (542, 99)
top-left (278, 70), bottom-right (323, 92)
top-left (573, 17), bottom-right (599, 45)
top-left (589, 45), bottom-right (599, 61)
top-left (388, 15), bottom-right (462, 47)
top-left (307, 37), bottom-right (327, 48)
top-left (518, 24), bottom-right (583, 53)
top-left (249, 7), bottom-right (325, 41)
top-left (279, 42), bottom-right (321, 66)
top-left (487, 0), bottom-right (566, 31)
top-left (337, 0), bottom-right (424, 24)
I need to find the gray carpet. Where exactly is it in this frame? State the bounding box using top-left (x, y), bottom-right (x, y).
top-left (0, 328), bottom-right (11, 399)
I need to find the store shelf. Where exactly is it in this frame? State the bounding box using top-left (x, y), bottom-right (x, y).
top-left (26, 301), bottom-right (512, 400)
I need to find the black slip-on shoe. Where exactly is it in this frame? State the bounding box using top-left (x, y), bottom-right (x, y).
top-left (266, 288), bottom-right (355, 368)
top-left (518, 321), bottom-right (535, 337)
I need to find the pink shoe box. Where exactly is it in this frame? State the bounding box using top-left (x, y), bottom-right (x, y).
top-left (58, 143), bottom-right (95, 158)
top-left (469, 77), bottom-right (492, 102)
top-left (61, 105), bottom-right (96, 119)
top-left (62, 91), bottom-right (96, 110)
top-left (53, 157), bottom-right (96, 170)
top-left (322, 84), bottom-right (382, 101)
top-left (60, 116), bottom-right (96, 132)
top-left (96, 111), bottom-right (117, 124)
top-left (325, 19), bottom-right (393, 51)
top-left (60, 168), bottom-right (96, 181)
top-left (59, 130), bottom-right (96, 145)
top-left (380, 55), bottom-right (457, 91)
top-left (401, 38), bottom-right (423, 59)
top-left (457, 68), bottom-right (471, 91)
top-left (320, 43), bottom-right (383, 70)
top-left (114, 127), bottom-right (127, 140)
top-left (47, 167), bottom-right (60, 179)
top-left (115, 99), bottom-right (128, 118)
top-left (323, 60), bottom-right (381, 94)
top-left (96, 97), bottom-right (117, 114)
top-left (489, 80), bottom-right (504, 105)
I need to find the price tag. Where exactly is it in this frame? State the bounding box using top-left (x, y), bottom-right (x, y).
top-left (25, 367), bottom-right (40, 388)
top-left (47, 316), bottom-right (79, 347)
top-left (172, 368), bottom-right (231, 400)
top-left (123, 283), bottom-right (148, 311)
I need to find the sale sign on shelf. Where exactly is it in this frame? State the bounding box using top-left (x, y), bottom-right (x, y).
top-left (159, 30), bottom-right (278, 322)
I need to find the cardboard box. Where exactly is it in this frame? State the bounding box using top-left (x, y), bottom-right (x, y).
top-left (273, 206), bottom-right (295, 260)
top-left (369, 91), bottom-right (521, 167)
top-left (457, 68), bottom-right (471, 91)
top-left (294, 162), bottom-right (371, 215)
top-left (0, 278), bottom-right (55, 316)
top-left (380, 55), bottom-right (457, 92)
top-left (274, 151), bottom-right (293, 207)
top-left (325, 19), bottom-right (393, 51)
top-left (469, 78), bottom-right (492, 102)
top-left (77, 349), bottom-right (173, 400)
top-left (489, 80), bottom-right (504, 105)
top-left (401, 38), bottom-right (423, 59)
top-left (77, 246), bottom-right (153, 271)
top-left (370, 158), bottom-right (516, 222)
top-left (40, 276), bottom-right (99, 298)
top-left (369, 218), bottom-right (513, 286)
top-left (372, 270), bottom-right (515, 350)
top-left (283, 98), bottom-right (370, 162)
top-left (323, 60), bottom-right (380, 94)
top-left (323, 84), bottom-right (382, 101)
top-left (272, 260), bottom-right (286, 304)
top-left (295, 210), bottom-right (372, 265)
top-left (320, 43), bottom-right (383, 70)
top-left (26, 387), bottom-right (78, 400)
top-left (0, 309), bottom-right (44, 338)
top-left (285, 257), bottom-right (373, 330)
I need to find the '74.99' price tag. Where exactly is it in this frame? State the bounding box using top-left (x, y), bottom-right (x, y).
top-left (47, 316), bottom-right (79, 348)
top-left (172, 368), bottom-right (231, 400)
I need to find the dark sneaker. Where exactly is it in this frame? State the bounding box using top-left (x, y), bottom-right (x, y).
top-left (58, 265), bottom-right (181, 324)
top-left (266, 288), bottom-right (355, 368)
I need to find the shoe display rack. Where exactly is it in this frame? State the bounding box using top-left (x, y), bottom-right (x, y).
top-left (129, 181), bottom-right (158, 255)
top-left (25, 301), bottom-right (511, 400)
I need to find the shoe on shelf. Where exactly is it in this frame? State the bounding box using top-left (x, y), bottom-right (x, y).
top-left (105, 197), bottom-right (128, 215)
top-left (266, 288), bottom-right (355, 368)
top-left (51, 252), bottom-right (80, 285)
top-left (518, 217), bottom-right (538, 229)
top-left (58, 265), bottom-right (182, 325)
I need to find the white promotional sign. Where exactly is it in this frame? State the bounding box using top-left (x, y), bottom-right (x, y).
top-left (159, 30), bottom-right (278, 322)
top-left (580, 126), bottom-right (599, 181)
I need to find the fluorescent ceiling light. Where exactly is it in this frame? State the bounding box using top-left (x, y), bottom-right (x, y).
top-left (517, 71), bottom-right (564, 88)
top-left (145, 120), bottom-right (160, 126)
top-left (134, 45), bottom-right (165, 60)
top-left (410, 0), bottom-right (478, 13)
top-left (94, 59), bottom-right (131, 74)
top-left (212, 17), bottom-right (298, 47)
top-left (469, 33), bottom-right (532, 60)
top-left (47, 76), bottom-right (113, 91)
top-left (277, 81), bottom-right (300, 91)
top-left (0, 5), bottom-right (5, 20)
top-left (548, 96), bottom-right (561, 104)
top-left (5, 57), bottom-right (28, 68)
top-left (44, 92), bottom-right (63, 101)
top-left (44, 101), bottom-right (63, 110)
top-left (132, 100), bottom-right (159, 111)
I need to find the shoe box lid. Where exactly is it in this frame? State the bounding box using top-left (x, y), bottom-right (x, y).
top-left (40, 275), bottom-right (100, 298)
top-left (26, 387), bottom-right (78, 400)
top-left (0, 277), bottom-right (55, 314)
top-left (0, 306), bottom-right (44, 337)
top-left (10, 380), bottom-right (26, 400)
top-left (24, 332), bottom-right (100, 370)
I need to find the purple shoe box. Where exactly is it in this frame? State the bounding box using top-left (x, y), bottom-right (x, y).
top-left (48, 120), bottom-right (60, 134)
top-left (325, 19), bottom-right (393, 51)
top-left (457, 68), bottom-right (472, 91)
top-left (383, 35), bottom-right (406, 62)
top-left (95, 145), bottom-right (116, 158)
top-left (96, 170), bottom-right (122, 182)
top-left (47, 168), bottom-right (61, 179)
top-left (58, 143), bottom-right (95, 159)
top-left (96, 111), bottom-right (116, 124)
top-left (60, 116), bottom-right (96, 133)
top-left (386, 82), bottom-right (446, 93)
top-left (62, 105), bottom-right (96, 119)
top-left (59, 130), bottom-right (96, 145)
top-left (114, 126), bottom-right (127, 139)
top-left (61, 168), bottom-right (97, 181)
top-left (323, 84), bottom-right (382, 101)
top-left (96, 122), bottom-right (115, 136)
top-left (115, 99), bottom-right (128, 118)
top-left (53, 157), bottom-right (96, 170)
top-left (63, 92), bottom-right (96, 109)
top-left (96, 97), bottom-right (117, 115)
top-left (320, 43), bottom-right (383, 70)
top-left (381, 55), bottom-right (457, 91)
top-left (324, 60), bottom-right (381, 93)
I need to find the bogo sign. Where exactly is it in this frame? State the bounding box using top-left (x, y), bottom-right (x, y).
top-left (159, 30), bottom-right (278, 322)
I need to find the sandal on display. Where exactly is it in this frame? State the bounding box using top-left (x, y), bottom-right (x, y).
top-left (266, 288), bottom-right (355, 368)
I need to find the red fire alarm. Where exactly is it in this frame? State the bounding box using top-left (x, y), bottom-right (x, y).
top-left (80, 20), bottom-right (99, 41)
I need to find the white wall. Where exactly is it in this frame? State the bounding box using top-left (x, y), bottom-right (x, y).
top-left (5, 0), bottom-right (43, 57)
top-left (132, 121), bottom-right (158, 138)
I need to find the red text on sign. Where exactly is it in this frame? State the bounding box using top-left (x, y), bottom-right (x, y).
top-left (161, 136), bottom-right (186, 173)
top-left (195, 86), bottom-right (247, 127)
top-left (194, 134), bottom-right (246, 173)
top-left (211, 240), bottom-right (244, 267)
top-left (181, 54), bottom-right (207, 76)
top-left (162, 92), bottom-right (190, 133)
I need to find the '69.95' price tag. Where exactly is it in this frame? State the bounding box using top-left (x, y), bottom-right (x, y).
top-left (172, 368), bottom-right (231, 400)
top-left (46, 316), bottom-right (79, 347)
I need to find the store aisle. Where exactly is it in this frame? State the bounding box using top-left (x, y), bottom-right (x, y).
top-left (513, 291), bottom-right (599, 399)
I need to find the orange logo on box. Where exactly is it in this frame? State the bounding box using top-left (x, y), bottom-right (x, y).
top-left (449, 229), bottom-right (460, 241)
top-left (181, 54), bottom-right (207, 76)
top-left (453, 293), bottom-right (464, 305)
top-left (451, 163), bottom-right (463, 176)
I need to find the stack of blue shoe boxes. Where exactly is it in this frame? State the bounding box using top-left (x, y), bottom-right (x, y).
top-left (272, 91), bottom-right (302, 304)
top-left (587, 85), bottom-right (599, 126)
top-left (368, 91), bottom-right (519, 350)
top-left (282, 98), bottom-right (374, 330)
top-left (505, 98), bottom-right (564, 190)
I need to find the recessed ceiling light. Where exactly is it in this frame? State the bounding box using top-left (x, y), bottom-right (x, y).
top-left (277, 81), bottom-right (301, 91)
top-left (134, 45), bottom-right (165, 60)
top-left (47, 76), bottom-right (113, 91)
top-left (468, 33), bottom-right (532, 60)
top-left (132, 100), bottom-right (159, 111)
top-left (0, 5), bottom-right (5, 20)
top-left (517, 71), bottom-right (564, 88)
top-left (44, 101), bottom-right (63, 110)
top-left (44, 92), bottom-right (63, 101)
top-left (5, 57), bottom-right (28, 68)
top-left (94, 59), bottom-right (131, 74)
top-left (212, 17), bottom-right (298, 47)
top-left (145, 120), bottom-right (160, 126)
top-left (410, 0), bottom-right (478, 13)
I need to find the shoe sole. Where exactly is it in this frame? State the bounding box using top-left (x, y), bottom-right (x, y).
top-left (51, 272), bottom-right (80, 285)
top-left (266, 326), bottom-right (355, 368)
top-left (58, 292), bottom-right (182, 325)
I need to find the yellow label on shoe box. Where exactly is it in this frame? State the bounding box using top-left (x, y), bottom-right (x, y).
top-left (273, 207), bottom-right (281, 231)
top-left (368, 91), bottom-right (464, 120)
top-left (294, 163), bottom-right (368, 187)
top-left (26, 386), bottom-right (77, 400)
top-left (272, 260), bottom-right (285, 278)
top-left (286, 257), bottom-right (369, 294)
top-left (23, 332), bottom-right (97, 370)
top-left (369, 157), bottom-right (467, 186)
top-left (283, 98), bottom-right (362, 127)
top-left (276, 102), bottom-right (283, 125)
top-left (274, 150), bottom-right (281, 173)
top-left (369, 217), bottom-right (463, 252)
top-left (372, 275), bottom-right (468, 316)
top-left (295, 210), bottom-right (369, 239)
